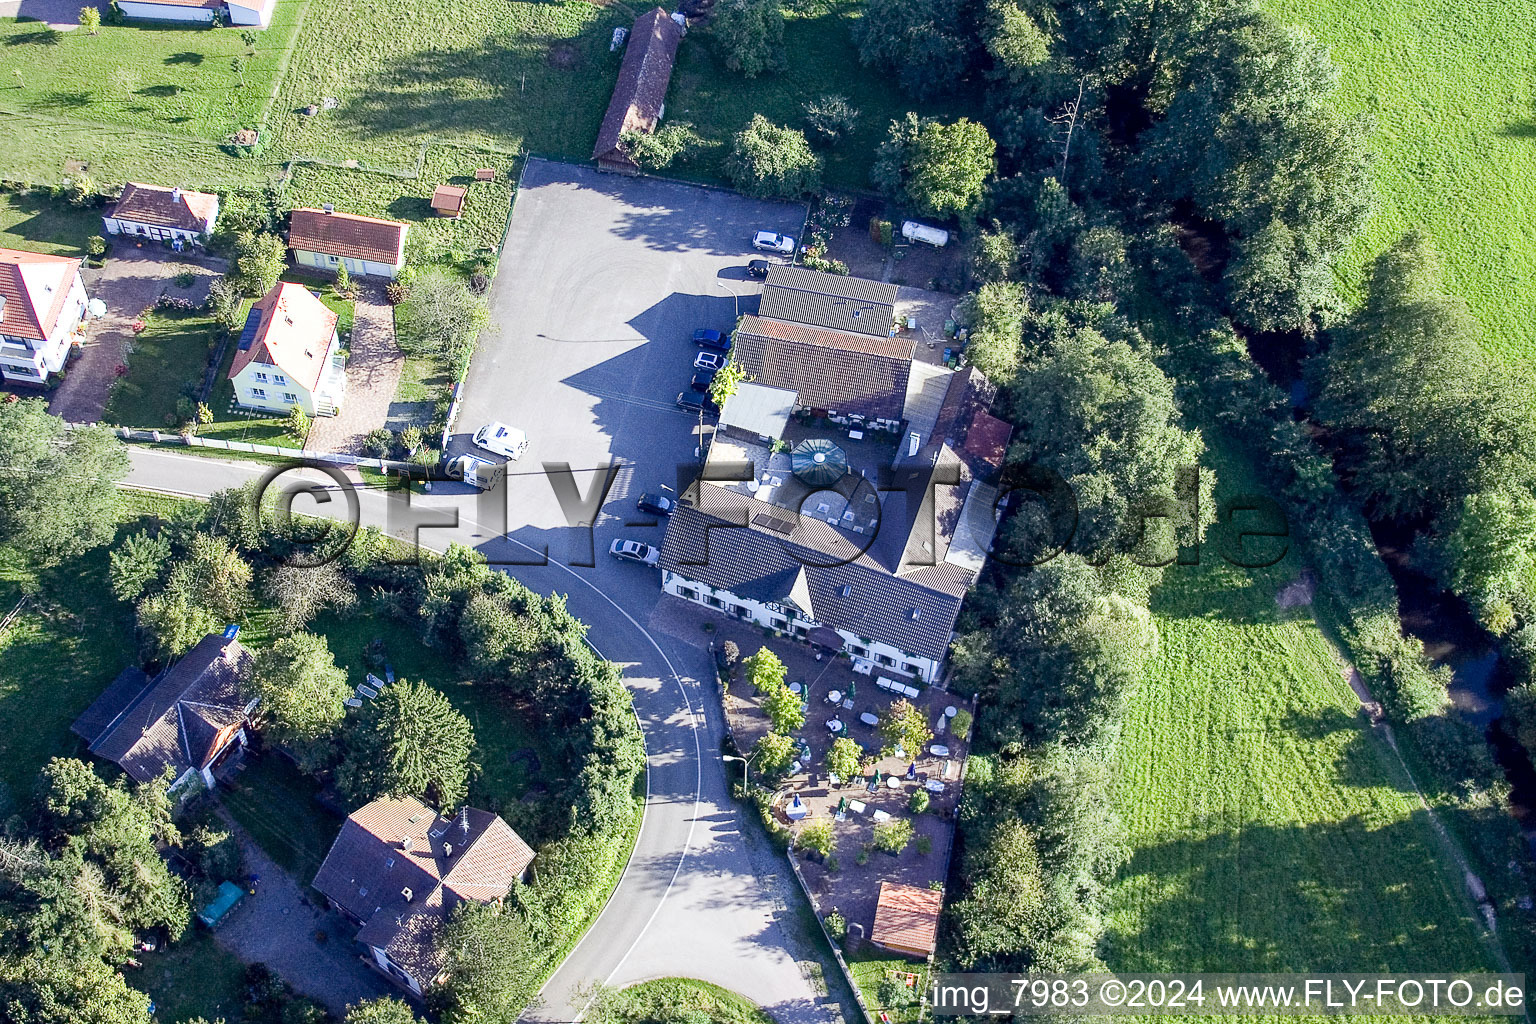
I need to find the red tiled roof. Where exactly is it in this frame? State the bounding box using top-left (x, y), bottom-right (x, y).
top-left (0, 247), bottom-right (80, 343)
top-left (871, 881), bottom-right (942, 956)
top-left (289, 208), bottom-right (407, 266)
top-left (430, 185), bottom-right (466, 214)
top-left (228, 282), bottom-right (338, 394)
top-left (592, 8), bottom-right (683, 167)
top-left (110, 182), bottom-right (219, 233)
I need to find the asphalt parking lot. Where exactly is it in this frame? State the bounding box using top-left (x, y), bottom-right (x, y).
top-left (451, 159), bottom-right (804, 569)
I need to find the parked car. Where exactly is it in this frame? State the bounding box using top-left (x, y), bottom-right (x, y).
top-left (753, 231), bottom-right (796, 254)
top-left (472, 422), bottom-right (529, 460)
top-left (694, 351), bottom-right (726, 371)
top-left (690, 369), bottom-right (716, 393)
top-left (609, 538), bottom-right (660, 566)
top-left (693, 328), bottom-right (730, 351)
top-left (442, 453), bottom-right (503, 491)
top-left (746, 259), bottom-right (771, 279)
top-left (636, 491), bottom-right (676, 517)
top-left (677, 390), bottom-right (719, 415)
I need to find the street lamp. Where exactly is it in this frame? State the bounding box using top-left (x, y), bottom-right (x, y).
top-left (722, 753), bottom-right (752, 789)
top-left (716, 279), bottom-right (742, 322)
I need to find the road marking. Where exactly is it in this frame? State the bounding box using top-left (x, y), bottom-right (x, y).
top-left (120, 451), bottom-right (704, 1022)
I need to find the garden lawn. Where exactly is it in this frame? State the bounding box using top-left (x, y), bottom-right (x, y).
top-left (129, 930), bottom-right (249, 1024)
top-left (221, 749), bottom-right (340, 881)
top-left (103, 308), bottom-right (221, 428)
top-left (0, 190), bottom-right (103, 254)
top-left (667, 0), bottom-right (979, 190)
top-left (844, 946), bottom-right (927, 1024)
top-left (0, 0), bottom-right (305, 146)
top-left (605, 979), bottom-right (775, 1024)
top-left (1104, 444), bottom-right (1499, 976)
top-left (1266, 0), bottom-right (1536, 370)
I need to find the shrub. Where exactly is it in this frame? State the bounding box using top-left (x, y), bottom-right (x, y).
top-left (86, 235), bottom-right (107, 258)
top-left (286, 406), bottom-right (311, 445)
top-left (362, 428), bottom-right (394, 459)
top-left (799, 818), bottom-right (833, 857)
top-left (950, 708), bottom-right (973, 741)
top-left (824, 909), bottom-right (847, 940)
top-left (385, 281), bottom-right (409, 305)
top-left (872, 818), bottom-right (914, 854)
top-left (724, 115), bottom-right (822, 199)
top-left (908, 789), bottom-right (929, 814)
top-left (803, 94), bottom-right (860, 145)
top-left (915, 833), bottom-right (932, 855)
top-left (878, 976), bottom-right (919, 1007)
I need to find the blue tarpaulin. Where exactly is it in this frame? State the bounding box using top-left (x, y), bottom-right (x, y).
top-left (197, 881), bottom-right (245, 928)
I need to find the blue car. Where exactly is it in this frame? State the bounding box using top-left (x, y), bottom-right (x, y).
top-left (693, 328), bottom-right (731, 352)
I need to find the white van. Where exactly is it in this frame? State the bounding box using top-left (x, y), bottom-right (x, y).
top-left (472, 422), bottom-right (529, 461)
top-left (901, 221), bottom-right (950, 247)
top-left (443, 453), bottom-right (504, 491)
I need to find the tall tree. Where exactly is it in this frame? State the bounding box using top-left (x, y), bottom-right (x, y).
top-left (398, 271), bottom-right (491, 377)
top-left (337, 680), bottom-right (477, 810)
top-left (0, 401), bottom-right (127, 566)
top-left (709, 0), bottom-right (784, 77)
top-left (1309, 232), bottom-right (1535, 523)
top-left (854, 0), bottom-right (978, 99)
top-left (250, 632), bottom-right (352, 772)
top-left (432, 901), bottom-right (537, 1024)
top-left (723, 116), bottom-right (823, 199)
top-left (873, 115), bottom-right (996, 220)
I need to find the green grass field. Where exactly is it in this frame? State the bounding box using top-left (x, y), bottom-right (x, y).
top-left (130, 930), bottom-right (250, 1024)
top-left (1267, 0), bottom-right (1536, 368)
top-left (103, 307), bottom-right (222, 429)
top-left (221, 749), bottom-right (341, 881)
top-left (604, 978), bottom-right (775, 1024)
top-left (0, 190), bottom-right (104, 254)
top-left (1104, 445), bottom-right (1500, 974)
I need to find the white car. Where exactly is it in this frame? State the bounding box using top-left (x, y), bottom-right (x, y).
top-left (752, 231), bottom-right (795, 254)
top-left (472, 422), bottom-right (529, 461)
top-left (609, 538), bottom-right (660, 567)
top-left (694, 351), bottom-right (726, 371)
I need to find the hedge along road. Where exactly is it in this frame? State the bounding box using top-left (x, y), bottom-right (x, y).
top-left (121, 447), bottom-right (839, 1024)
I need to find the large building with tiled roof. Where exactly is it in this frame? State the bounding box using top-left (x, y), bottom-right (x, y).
top-left (592, 8), bottom-right (684, 174)
top-left (312, 796), bottom-right (535, 997)
top-left (732, 313), bottom-right (914, 424)
top-left (70, 634), bottom-right (256, 794)
top-left (757, 265), bottom-right (899, 338)
top-left (117, 0), bottom-right (275, 27)
top-left (103, 183), bottom-right (220, 247)
top-left (0, 247), bottom-right (87, 385)
top-left (228, 281), bottom-right (346, 417)
top-left (289, 207), bottom-right (408, 280)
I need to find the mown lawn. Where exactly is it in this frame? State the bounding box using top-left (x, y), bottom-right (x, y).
top-left (129, 930), bottom-right (249, 1024)
top-left (0, 189), bottom-right (103, 254)
top-left (103, 307), bottom-right (222, 429)
top-left (0, 0), bottom-right (305, 141)
top-left (844, 946), bottom-right (927, 1024)
top-left (1266, 0), bottom-right (1536, 369)
top-left (606, 978), bottom-right (775, 1024)
top-left (1104, 443), bottom-right (1499, 974)
top-left (221, 749), bottom-right (341, 882)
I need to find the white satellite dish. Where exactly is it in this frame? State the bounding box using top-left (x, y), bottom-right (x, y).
top-left (87, 299), bottom-right (107, 318)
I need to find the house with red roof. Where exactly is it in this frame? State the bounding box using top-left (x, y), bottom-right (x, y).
top-left (228, 282), bottom-right (346, 417)
top-left (0, 247), bottom-right (88, 386)
top-left (103, 183), bottom-right (221, 248)
top-left (117, 0), bottom-right (276, 27)
top-left (312, 796), bottom-right (535, 997)
top-left (289, 207), bottom-right (408, 280)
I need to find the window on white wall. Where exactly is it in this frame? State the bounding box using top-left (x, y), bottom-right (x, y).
top-left (251, 388), bottom-right (267, 398)
top-left (254, 372), bottom-right (268, 383)
top-left (283, 392), bottom-right (298, 404)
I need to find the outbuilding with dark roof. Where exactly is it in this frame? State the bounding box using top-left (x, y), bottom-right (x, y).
top-left (592, 8), bottom-right (684, 174)
top-left (757, 265), bottom-right (899, 338)
top-left (732, 314), bottom-right (914, 424)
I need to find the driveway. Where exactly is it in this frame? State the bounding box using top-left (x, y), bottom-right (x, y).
top-left (212, 810), bottom-right (393, 1016)
top-left (0, 0), bottom-right (96, 28)
top-left (306, 283), bottom-right (405, 454)
top-left (50, 246), bottom-right (221, 424)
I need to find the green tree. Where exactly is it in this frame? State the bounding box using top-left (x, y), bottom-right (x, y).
top-left (874, 115), bottom-right (996, 220)
top-left (338, 679), bottom-right (477, 810)
top-left (950, 815), bottom-right (1048, 965)
top-left (87, 234), bottom-right (107, 258)
top-left (78, 6), bottom-right (100, 32)
top-left (802, 94), bottom-right (860, 145)
top-left (620, 123), bottom-right (701, 171)
top-left (0, 947), bottom-right (152, 1024)
top-left (345, 997), bottom-right (421, 1024)
top-left (760, 681), bottom-right (804, 734)
top-left (398, 270), bottom-right (490, 377)
top-left (286, 405), bottom-right (311, 445)
top-left (207, 276), bottom-right (244, 331)
top-left (334, 260), bottom-right (351, 296)
top-left (825, 736), bottom-right (862, 780)
top-left (958, 281), bottom-right (1026, 384)
top-left (109, 530), bottom-right (171, 602)
top-left (1309, 232), bottom-right (1534, 523)
top-left (1429, 487), bottom-right (1536, 633)
top-left (710, 0), bottom-right (784, 77)
top-left (854, 0), bottom-right (975, 99)
top-left (250, 633), bottom-right (352, 772)
top-left (229, 230), bottom-right (286, 295)
top-left (724, 116), bottom-right (822, 199)
top-left (708, 356), bottom-right (752, 406)
top-left (743, 647), bottom-right (788, 692)
top-left (0, 401), bottom-right (126, 566)
top-left (871, 817), bottom-right (914, 853)
top-left (983, 0), bottom-right (1049, 79)
top-left (908, 789), bottom-right (930, 814)
top-left (753, 731), bottom-right (796, 777)
top-left (798, 818), bottom-right (834, 857)
top-left (136, 585), bottom-right (221, 661)
top-left (878, 698), bottom-right (931, 755)
top-left (433, 901), bottom-right (537, 1023)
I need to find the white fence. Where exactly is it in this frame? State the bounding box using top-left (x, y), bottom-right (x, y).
top-left (113, 427), bottom-right (420, 474)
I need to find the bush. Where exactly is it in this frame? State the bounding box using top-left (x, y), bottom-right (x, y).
top-left (362, 427), bottom-right (394, 459)
top-left (915, 833), bottom-right (932, 855)
top-left (286, 406), bottom-right (311, 445)
top-left (799, 817), bottom-right (834, 857)
top-left (872, 818), bottom-right (914, 854)
top-left (803, 94), bottom-right (860, 145)
top-left (724, 115), bottom-right (823, 199)
top-left (950, 707), bottom-right (972, 741)
top-left (908, 789), bottom-right (930, 814)
top-left (824, 909), bottom-right (847, 940)
top-left (709, 0), bottom-right (784, 77)
top-left (87, 235), bottom-right (107, 258)
top-left (384, 281), bottom-right (409, 305)
top-left (878, 976), bottom-right (919, 1007)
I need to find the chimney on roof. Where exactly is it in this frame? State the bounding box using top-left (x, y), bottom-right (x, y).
top-left (0, 296), bottom-right (7, 321)
top-left (172, 187), bottom-right (182, 204)
top-left (402, 836), bottom-right (413, 852)
top-left (908, 432), bottom-right (920, 457)
top-left (322, 203), bottom-right (334, 214)
top-left (443, 842), bottom-right (454, 858)
top-left (401, 886), bottom-right (414, 902)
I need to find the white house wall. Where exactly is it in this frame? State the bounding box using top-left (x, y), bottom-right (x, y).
top-left (0, 272), bottom-right (88, 382)
top-left (103, 218), bottom-right (213, 246)
top-left (117, 1), bottom-right (215, 21)
top-left (660, 570), bottom-right (940, 682)
top-left (294, 248), bottom-right (401, 280)
top-left (230, 330), bottom-right (345, 417)
top-left (227, 0), bottom-right (276, 25)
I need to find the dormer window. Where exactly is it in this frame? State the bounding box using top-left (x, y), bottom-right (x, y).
top-left (908, 608), bottom-right (921, 621)
top-left (838, 585), bottom-right (851, 598)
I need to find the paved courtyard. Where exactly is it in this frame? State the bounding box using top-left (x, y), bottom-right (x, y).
top-left (50, 246), bottom-right (221, 424)
top-left (305, 283), bottom-right (405, 454)
top-left (453, 158), bottom-right (804, 563)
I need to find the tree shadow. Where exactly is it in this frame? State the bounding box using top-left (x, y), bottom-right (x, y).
top-left (37, 89), bottom-right (93, 109)
top-left (4, 28), bottom-right (61, 45)
top-left (165, 51), bottom-right (204, 65)
top-left (137, 84), bottom-right (182, 98)
top-left (1503, 121), bottom-right (1536, 139)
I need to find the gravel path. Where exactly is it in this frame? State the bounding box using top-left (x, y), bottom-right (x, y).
top-left (306, 283), bottom-right (404, 455)
top-left (212, 809), bottom-right (393, 1016)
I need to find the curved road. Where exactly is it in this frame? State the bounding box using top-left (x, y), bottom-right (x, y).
top-left (122, 448), bottom-right (843, 1024)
